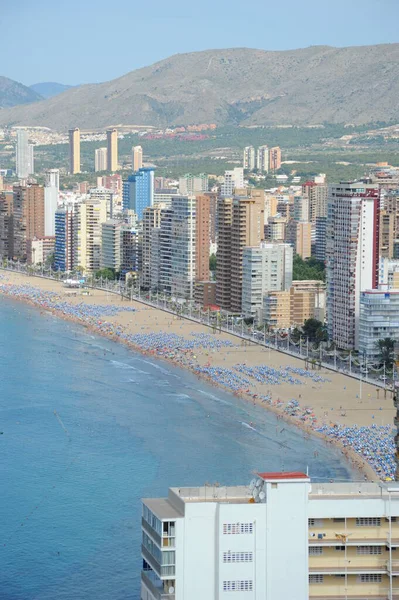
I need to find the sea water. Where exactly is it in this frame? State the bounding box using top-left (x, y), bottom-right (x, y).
top-left (0, 298), bottom-right (358, 599)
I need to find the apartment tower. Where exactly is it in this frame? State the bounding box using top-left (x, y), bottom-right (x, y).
top-left (106, 128), bottom-right (118, 172)
top-left (95, 147), bottom-right (108, 172)
top-left (326, 182), bottom-right (380, 349)
top-left (68, 128), bottom-right (81, 174)
top-left (132, 145), bottom-right (143, 171)
top-left (195, 193), bottom-right (216, 281)
top-left (269, 146), bottom-right (282, 171)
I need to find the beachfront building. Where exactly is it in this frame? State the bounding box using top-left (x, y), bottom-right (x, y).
top-left (0, 192), bottom-right (14, 259)
top-left (179, 174), bottom-right (208, 196)
top-left (120, 226), bottom-right (141, 277)
top-left (123, 168), bottom-right (155, 220)
top-left (54, 207), bottom-right (74, 272)
top-left (326, 182), bottom-right (380, 350)
top-left (26, 236), bottom-right (55, 265)
top-left (141, 472), bottom-right (399, 600)
top-left (195, 193), bottom-right (217, 282)
top-left (170, 196), bottom-right (196, 300)
top-left (101, 220), bottom-right (123, 272)
top-left (73, 199), bottom-right (107, 273)
top-left (216, 195), bottom-right (264, 312)
top-left (359, 289), bottom-right (399, 361)
top-left (142, 206), bottom-right (164, 289)
top-left (242, 242), bottom-right (293, 319)
top-left (12, 184), bottom-right (45, 260)
top-left (262, 286), bottom-right (315, 329)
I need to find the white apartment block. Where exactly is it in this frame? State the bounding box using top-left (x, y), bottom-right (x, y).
top-left (221, 168), bottom-right (244, 197)
top-left (141, 472), bottom-right (399, 600)
top-left (179, 174), bottom-right (208, 197)
top-left (379, 258), bottom-right (399, 289)
top-left (16, 129), bottom-right (34, 179)
top-left (243, 146), bottom-right (256, 171)
top-left (359, 289), bottom-right (399, 361)
top-left (170, 196), bottom-right (196, 300)
top-left (326, 182), bottom-right (380, 350)
top-left (294, 194), bottom-right (311, 222)
top-left (242, 242), bottom-right (293, 318)
top-left (95, 147), bottom-right (108, 172)
top-left (101, 220), bottom-right (123, 271)
top-left (73, 199), bottom-right (107, 273)
top-left (256, 146), bottom-right (269, 173)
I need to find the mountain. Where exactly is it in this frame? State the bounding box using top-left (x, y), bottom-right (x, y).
top-left (0, 45), bottom-right (398, 130)
top-left (29, 82), bottom-right (74, 99)
top-left (0, 76), bottom-right (42, 108)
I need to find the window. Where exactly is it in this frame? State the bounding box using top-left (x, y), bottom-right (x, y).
top-left (223, 523), bottom-right (253, 535)
top-left (309, 575), bottom-right (324, 584)
top-left (308, 519), bottom-right (323, 527)
top-left (309, 547), bottom-right (323, 555)
top-left (223, 581), bottom-right (253, 592)
top-left (333, 518), bottom-right (345, 523)
top-left (359, 574), bottom-right (382, 583)
top-left (223, 552), bottom-right (253, 563)
top-left (357, 546), bottom-right (382, 555)
top-left (335, 546), bottom-right (345, 551)
top-left (356, 518), bottom-right (381, 527)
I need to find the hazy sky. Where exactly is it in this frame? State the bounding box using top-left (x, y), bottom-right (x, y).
top-left (2, 0), bottom-right (398, 85)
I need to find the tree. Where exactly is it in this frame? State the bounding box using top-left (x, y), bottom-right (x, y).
top-left (302, 318), bottom-right (328, 343)
top-left (375, 337), bottom-right (395, 369)
top-left (95, 267), bottom-right (116, 281)
top-left (209, 253), bottom-right (217, 272)
top-left (293, 254), bottom-right (325, 281)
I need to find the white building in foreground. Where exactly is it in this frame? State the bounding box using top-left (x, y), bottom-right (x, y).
top-left (359, 289), bottom-right (399, 361)
top-left (141, 472), bottom-right (399, 600)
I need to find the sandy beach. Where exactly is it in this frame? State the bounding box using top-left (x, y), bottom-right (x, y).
top-left (0, 269), bottom-right (395, 481)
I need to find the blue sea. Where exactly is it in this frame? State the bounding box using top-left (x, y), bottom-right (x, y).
top-left (0, 297), bottom-right (358, 599)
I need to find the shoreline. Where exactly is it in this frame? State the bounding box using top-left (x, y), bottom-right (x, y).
top-left (0, 271), bottom-right (389, 482)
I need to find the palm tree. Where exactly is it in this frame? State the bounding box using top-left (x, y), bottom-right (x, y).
top-left (375, 337), bottom-right (395, 369)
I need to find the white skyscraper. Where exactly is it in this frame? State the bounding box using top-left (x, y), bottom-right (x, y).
top-left (16, 129), bottom-right (34, 178)
top-left (256, 145), bottom-right (269, 173)
top-left (242, 242), bottom-right (293, 317)
top-left (45, 169), bottom-right (60, 191)
top-left (243, 146), bottom-right (256, 171)
top-left (95, 147), bottom-right (108, 172)
top-left (326, 182), bottom-right (380, 349)
top-left (132, 145), bottom-right (143, 171)
top-left (44, 185), bottom-right (58, 236)
top-left (221, 168), bottom-right (244, 196)
top-left (170, 196), bottom-right (196, 300)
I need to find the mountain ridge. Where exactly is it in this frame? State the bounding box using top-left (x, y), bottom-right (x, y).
top-left (0, 44), bottom-right (398, 130)
top-left (29, 82), bottom-right (74, 99)
top-left (0, 76), bottom-right (42, 108)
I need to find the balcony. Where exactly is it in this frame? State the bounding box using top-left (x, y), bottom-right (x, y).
top-left (141, 571), bottom-right (175, 600)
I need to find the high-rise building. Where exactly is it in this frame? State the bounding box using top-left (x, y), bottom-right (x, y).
top-left (141, 473), bottom-right (399, 600)
top-left (242, 242), bottom-right (293, 318)
top-left (256, 145), bottom-right (269, 173)
top-left (302, 180), bottom-right (328, 223)
top-left (290, 221), bottom-right (312, 259)
top-left (170, 196), bottom-right (196, 300)
top-left (106, 128), bottom-right (118, 172)
top-left (264, 216), bottom-right (287, 243)
top-left (243, 146), bottom-right (256, 171)
top-left (45, 169), bottom-right (60, 191)
top-left (195, 193), bottom-right (216, 282)
top-left (120, 226), bottom-right (141, 276)
top-left (123, 168), bottom-right (154, 220)
top-left (101, 220), bottom-right (123, 272)
top-left (269, 146), bottom-right (282, 171)
top-left (142, 206), bottom-right (164, 289)
top-left (12, 184), bottom-right (45, 259)
top-left (54, 207), bottom-right (74, 271)
top-left (68, 128), bottom-right (81, 174)
top-left (216, 195), bottom-right (264, 312)
top-left (179, 174), bottom-right (208, 196)
top-left (221, 168), bottom-right (244, 197)
top-left (326, 182), bottom-right (380, 350)
top-left (16, 129), bottom-right (34, 178)
top-left (0, 192), bottom-right (14, 259)
top-left (89, 187), bottom-right (115, 219)
top-left (132, 145), bottom-right (143, 171)
top-left (359, 289), bottom-right (399, 361)
top-left (293, 194), bottom-right (310, 222)
top-left (95, 147), bottom-right (108, 172)
top-left (315, 216), bottom-right (327, 262)
top-left (158, 208), bottom-right (173, 294)
top-left (26, 236), bottom-right (55, 265)
top-left (73, 199), bottom-right (107, 273)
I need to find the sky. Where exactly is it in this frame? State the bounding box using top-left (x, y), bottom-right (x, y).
top-left (1, 0), bottom-right (398, 86)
